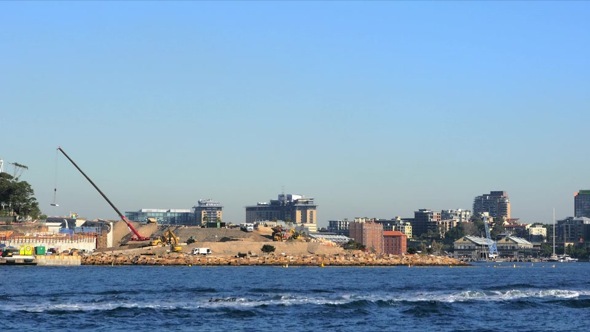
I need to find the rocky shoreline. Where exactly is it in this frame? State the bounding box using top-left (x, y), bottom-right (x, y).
top-left (82, 251), bottom-right (469, 267)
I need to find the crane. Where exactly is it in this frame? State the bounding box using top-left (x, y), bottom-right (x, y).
top-left (10, 162), bottom-right (28, 180)
top-left (57, 147), bottom-right (149, 241)
top-left (483, 215), bottom-right (498, 260)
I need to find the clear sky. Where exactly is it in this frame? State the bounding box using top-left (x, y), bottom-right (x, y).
top-left (1, 2), bottom-right (589, 226)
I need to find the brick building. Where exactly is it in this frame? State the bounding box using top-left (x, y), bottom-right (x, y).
top-left (349, 221), bottom-right (384, 254)
top-left (383, 231), bottom-right (407, 255)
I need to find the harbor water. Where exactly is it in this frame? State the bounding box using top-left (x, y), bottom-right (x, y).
top-left (1, 262), bottom-right (589, 331)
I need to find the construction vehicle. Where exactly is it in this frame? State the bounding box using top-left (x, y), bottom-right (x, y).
top-left (149, 227), bottom-right (182, 252)
top-left (192, 247), bottom-right (211, 255)
top-left (162, 228), bottom-right (182, 252)
top-left (149, 227), bottom-right (182, 251)
top-left (57, 147), bottom-right (150, 241)
top-left (272, 226), bottom-right (289, 241)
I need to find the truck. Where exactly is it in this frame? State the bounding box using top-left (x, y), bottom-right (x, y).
top-left (240, 223), bottom-right (254, 232)
top-left (192, 247), bottom-right (212, 255)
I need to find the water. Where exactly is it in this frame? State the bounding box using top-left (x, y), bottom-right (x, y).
top-left (1, 262), bottom-right (589, 331)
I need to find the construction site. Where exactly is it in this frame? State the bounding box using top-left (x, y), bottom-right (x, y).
top-left (1, 147), bottom-right (464, 266)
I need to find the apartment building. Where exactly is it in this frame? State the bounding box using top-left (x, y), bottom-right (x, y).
top-left (473, 191), bottom-right (511, 221)
top-left (193, 199), bottom-right (223, 227)
top-left (574, 190), bottom-right (590, 218)
top-left (349, 220), bottom-right (384, 254)
top-left (245, 194), bottom-right (317, 226)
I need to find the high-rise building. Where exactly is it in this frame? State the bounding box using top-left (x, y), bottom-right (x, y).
top-left (245, 194), bottom-right (317, 226)
top-left (473, 191), bottom-right (511, 221)
top-left (411, 209), bottom-right (441, 238)
top-left (574, 190), bottom-right (590, 218)
top-left (328, 219), bottom-right (350, 235)
top-left (193, 199), bottom-right (223, 226)
top-left (349, 220), bottom-right (383, 254)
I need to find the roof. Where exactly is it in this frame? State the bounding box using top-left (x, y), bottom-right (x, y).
top-left (503, 236), bottom-right (532, 245)
top-left (462, 235), bottom-right (494, 246)
top-left (383, 231), bottom-right (406, 237)
top-left (309, 233), bottom-right (351, 245)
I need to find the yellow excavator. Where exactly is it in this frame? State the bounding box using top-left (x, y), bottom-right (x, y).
top-left (151, 227), bottom-right (182, 252)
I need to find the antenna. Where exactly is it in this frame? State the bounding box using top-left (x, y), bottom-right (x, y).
top-left (0, 158), bottom-right (3, 173)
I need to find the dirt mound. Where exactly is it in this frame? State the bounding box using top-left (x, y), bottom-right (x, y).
top-left (112, 220), bottom-right (159, 245)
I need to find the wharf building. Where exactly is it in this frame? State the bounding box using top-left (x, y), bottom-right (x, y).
top-left (193, 199), bottom-right (224, 227)
top-left (473, 191), bottom-right (511, 221)
top-left (453, 235), bottom-right (535, 260)
top-left (574, 190), bottom-right (590, 218)
top-left (349, 220), bottom-right (384, 254)
top-left (245, 194), bottom-right (317, 231)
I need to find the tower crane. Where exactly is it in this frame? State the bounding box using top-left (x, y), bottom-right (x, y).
top-left (57, 147), bottom-right (149, 241)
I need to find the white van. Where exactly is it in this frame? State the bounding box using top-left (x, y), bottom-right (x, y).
top-left (192, 247), bottom-right (212, 255)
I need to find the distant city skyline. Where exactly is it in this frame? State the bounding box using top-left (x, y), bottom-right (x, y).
top-left (2, 2), bottom-right (589, 226)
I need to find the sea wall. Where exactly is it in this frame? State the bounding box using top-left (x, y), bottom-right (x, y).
top-left (36, 255), bottom-right (82, 266)
top-left (82, 251), bottom-right (467, 267)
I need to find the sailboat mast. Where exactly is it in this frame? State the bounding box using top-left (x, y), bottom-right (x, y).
top-left (552, 208), bottom-right (556, 256)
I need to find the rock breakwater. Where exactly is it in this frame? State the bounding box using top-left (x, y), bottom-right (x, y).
top-left (82, 251), bottom-right (468, 267)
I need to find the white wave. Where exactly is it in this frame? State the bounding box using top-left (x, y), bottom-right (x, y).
top-left (0, 288), bottom-right (585, 313)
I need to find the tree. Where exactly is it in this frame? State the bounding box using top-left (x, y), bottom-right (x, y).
top-left (343, 240), bottom-right (365, 251)
top-left (443, 226), bottom-right (465, 246)
top-left (491, 222), bottom-right (506, 239)
top-left (0, 173), bottom-right (40, 220)
top-left (261, 244), bottom-right (276, 253)
top-left (430, 240), bottom-right (444, 255)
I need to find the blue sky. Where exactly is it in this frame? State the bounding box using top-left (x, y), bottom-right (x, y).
top-left (1, 2), bottom-right (589, 226)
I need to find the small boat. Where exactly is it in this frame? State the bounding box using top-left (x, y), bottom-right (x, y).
top-left (558, 255), bottom-right (578, 263)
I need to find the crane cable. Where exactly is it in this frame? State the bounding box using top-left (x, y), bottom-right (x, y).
top-left (51, 148), bottom-right (59, 207)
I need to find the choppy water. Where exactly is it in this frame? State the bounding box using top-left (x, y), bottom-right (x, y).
top-left (1, 262), bottom-right (589, 331)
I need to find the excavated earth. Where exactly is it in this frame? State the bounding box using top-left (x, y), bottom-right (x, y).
top-left (86, 221), bottom-right (468, 267)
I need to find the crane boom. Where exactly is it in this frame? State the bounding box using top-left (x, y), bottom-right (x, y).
top-left (483, 215), bottom-right (498, 259)
top-left (57, 147), bottom-right (149, 241)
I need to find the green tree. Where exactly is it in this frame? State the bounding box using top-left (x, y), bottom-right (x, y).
top-left (343, 240), bottom-right (365, 251)
top-left (491, 222), bottom-right (506, 239)
top-left (261, 244), bottom-right (276, 253)
top-left (540, 243), bottom-right (553, 257)
top-left (0, 173), bottom-right (40, 220)
top-left (443, 226), bottom-right (465, 246)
